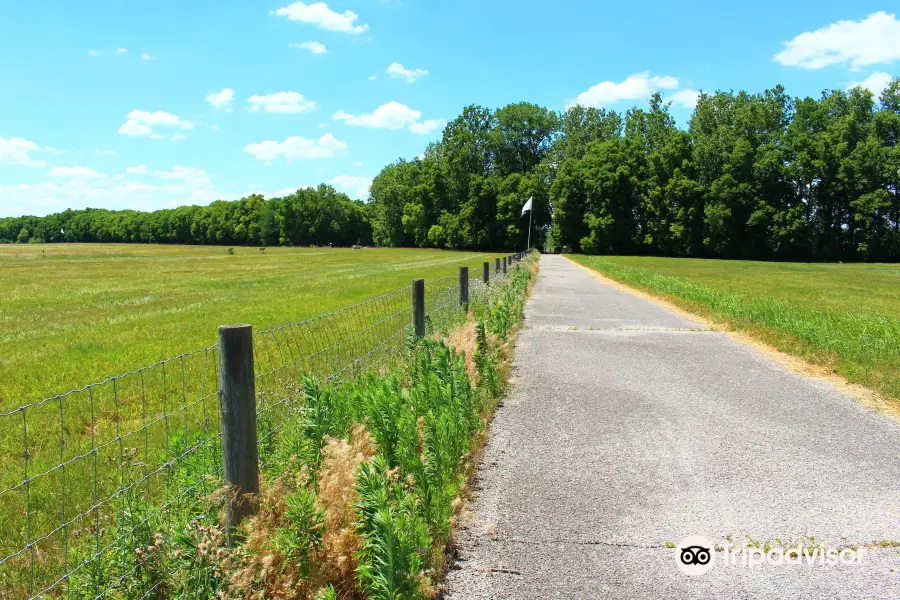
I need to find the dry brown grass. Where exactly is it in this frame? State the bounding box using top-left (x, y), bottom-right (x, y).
top-left (224, 426), bottom-right (377, 600)
top-left (317, 426), bottom-right (377, 594)
top-left (226, 474), bottom-right (314, 600)
top-left (445, 320), bottom-right (478, 380)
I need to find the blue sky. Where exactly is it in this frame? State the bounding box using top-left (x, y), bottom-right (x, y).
top-left (1, 0), bottom-right (898, 218)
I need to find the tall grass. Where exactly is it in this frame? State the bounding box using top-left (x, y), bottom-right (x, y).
top-left (570, 255), bottom-right (900, 402)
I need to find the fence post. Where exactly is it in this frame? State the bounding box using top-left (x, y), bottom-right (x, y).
top-left (412, 278), bottom-right (425, 338)
top-left (502, 256), bottom-right (507, 274)
top-left (495, 258), bottom-right (500, 273)
top-left (483, 261), bottom-right (490, 285)
top-left (218, 324), bottom-right (260, 545)
top-left (459, 266), bottom-right (469, 309)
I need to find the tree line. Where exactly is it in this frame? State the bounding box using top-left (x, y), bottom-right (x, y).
top-left (0, 185), bottom-right (372, 247)
top-left (368, 79), bottom-right (900, 262)
top-left (4, 78), bottom-right (899, 261)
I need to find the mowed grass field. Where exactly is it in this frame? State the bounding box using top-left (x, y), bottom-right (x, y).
top-left (1, 244), bottom-right (497, 408)
top-left (569, 255), bottom-right (900, 405)
top-left (0, 244), bottom-right (501, 588)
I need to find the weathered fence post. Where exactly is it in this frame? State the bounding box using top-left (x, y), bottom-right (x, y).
top-left (218, 324), bottom-right (260, 545)
top-left (483, 261), bottom-right (490, 285)
top-left (495, 258), bottom-right (500, 273)
top-left (412, 278), bottom-right (425, 338)
top-left (502, 256), bottom-right (507, 274)
top-left (459, 266), bottom-right (469, 308)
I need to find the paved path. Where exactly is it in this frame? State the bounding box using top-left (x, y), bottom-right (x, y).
top-left (444, 255), bottom-right (900, 599)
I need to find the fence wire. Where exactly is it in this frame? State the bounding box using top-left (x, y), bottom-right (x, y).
top-left (0, 253), bottom-right (530, 599)
top-left (0, 347), bottom-right (223, 599)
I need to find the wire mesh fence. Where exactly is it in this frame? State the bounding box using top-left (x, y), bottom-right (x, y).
top-left (0, 251), bottom-right (532, 599)
top-left (0, 347), bottom-right (223, 599)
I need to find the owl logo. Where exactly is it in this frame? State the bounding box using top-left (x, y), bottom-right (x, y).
top-left (676, 535), bottom-right (715, 576)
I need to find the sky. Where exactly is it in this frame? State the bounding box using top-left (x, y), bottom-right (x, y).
top-left (0, 0), bottom-right (898, 218)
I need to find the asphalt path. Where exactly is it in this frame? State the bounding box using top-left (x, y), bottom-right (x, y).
top-left (443, 254), bottom-right (900, 599)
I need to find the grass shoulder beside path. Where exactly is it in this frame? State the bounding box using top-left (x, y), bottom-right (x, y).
top-left (568, 255), bottom-right (900, 405)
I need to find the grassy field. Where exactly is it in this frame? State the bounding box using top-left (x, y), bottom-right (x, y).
top-left (0, 244), bottom-right (498, 407)
top-left (569, 255), bottom-right (900, 404)
top-left (0, 243), bottom-right (501, 590)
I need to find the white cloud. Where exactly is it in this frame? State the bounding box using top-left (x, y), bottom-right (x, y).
top-left (327, 174), bottom-right (372, 198)
top-left (670, 88), bottom-right (700, 109)
top-left (88, 49), bottom-right (100, 57)
top-left (368, 75), bottom-right (377, 81)
top-left (95, 149), bottom-right (117, 156)
top-left (848, 72), bottom-right (894, 96)
top-left (333, 101), bottom-right (421, 129)
top-left (0, 169), bottom-right (233, 218)
top-left (272, 1), bottom-right (368, 34)
top-left (118, 109), bottom-right (194, 138)
top-left (409, 119), bottom-right (445, 135)
top-left (243, 133), bottom-right (347, 162)
top-left (247, 91), bottom-right (318, 113)
top-left (206, 88), bottom-right (234, 110)
top-left (116, 48), bottom-right (127, 54)
top-left (126, 164), bottom-right (148, 174)
top-left (386, 62), bottom-right (428, 83)
top-left (569, 72), bottom-right (680, 108)
top-left (119, 120), bottom-right (153, 136)
top-left (290, 41), bottom-right (327, 54)
top-left (153, 167), bottom-right (227, 205)
top-left (268, 184), bottom-right (317, 197)
top-left (774, 12), bottom-right (900, 69)
top-left (0, 137), bottom-right (49, 167)
top-left (352, 161), bottom-right (362, 167)
top-left (140, 53), bottom-right (154, 60)
top-left (46, 166), bottom-right (106, 179)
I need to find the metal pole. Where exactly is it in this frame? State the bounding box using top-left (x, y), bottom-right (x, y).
top-left (218, 324), bottom-right (260, 544)
top-left (527, 208), bottom-right (533, 250)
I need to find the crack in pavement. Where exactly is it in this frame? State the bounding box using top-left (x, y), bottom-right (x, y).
top-left (463, 535), bottom-right (668, 550)
top-left (528, 325), bottom-right (715, 333)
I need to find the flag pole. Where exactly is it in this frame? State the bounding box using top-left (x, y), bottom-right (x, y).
top-left (527, 208), bottom-right (532, 250)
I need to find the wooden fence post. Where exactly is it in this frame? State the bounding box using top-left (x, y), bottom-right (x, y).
top-left (459, 266), bottom-right (469, 308)
top-left (483, 261), bottom-right (490, 285)
top-left (502, 256), bottom-right (507, 274)
top-left (218, 324), bottom-right (260, 545)
top-left (412, 278), bottom-right (425, 338)
top-left (495, 258), bottom-right (500, 273)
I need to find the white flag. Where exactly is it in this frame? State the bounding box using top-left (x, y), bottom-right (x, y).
top-left (521, 196), bottom-right (533, 216)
